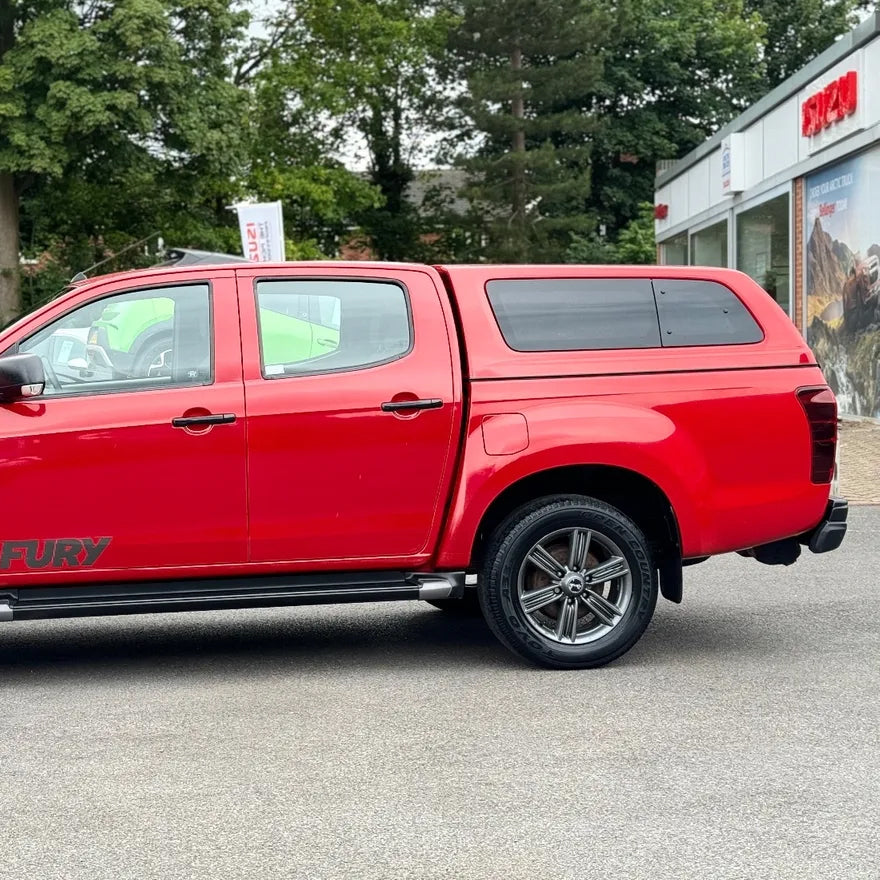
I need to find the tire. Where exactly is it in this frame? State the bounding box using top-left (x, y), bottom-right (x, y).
top-left (132, 336), bottom-right (173, 379)
top-left (426, 590), bottom-right (482, 616)
top-left (479, 495), bottom-right (657, 669)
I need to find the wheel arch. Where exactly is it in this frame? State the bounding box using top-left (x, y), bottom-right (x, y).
top-left (473, 462), bottom-right (680, 557)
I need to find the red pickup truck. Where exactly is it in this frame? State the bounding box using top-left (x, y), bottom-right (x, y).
top-left (0, 262), bottom-right (847, 668)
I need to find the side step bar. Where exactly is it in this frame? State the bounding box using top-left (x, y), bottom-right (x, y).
top-left (0, 571), bottom-right (464, 622)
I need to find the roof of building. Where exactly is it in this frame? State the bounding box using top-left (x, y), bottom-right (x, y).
top-left (655, 11), bottom-right (880, 188)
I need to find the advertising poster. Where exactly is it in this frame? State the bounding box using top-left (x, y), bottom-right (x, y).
top-left (235, 201), bottom-right (286, 262)
top-left (806, 147), bottom-right (880, 418)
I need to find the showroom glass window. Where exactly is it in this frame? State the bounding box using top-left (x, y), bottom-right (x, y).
top-left (690, 220), bottom-right (728, 268)
top-left (736, 194), bottom-right (791, 315)
top-left (660, 233), bottom-right (688, 265)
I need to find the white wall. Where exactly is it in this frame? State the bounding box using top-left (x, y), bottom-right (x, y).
top-left (865, 34), bottom-right (880, 137)
top-left (743, 120), bottom-right (764, 190)
top-left (707, 148), bottom-right (724, 205)
top-left (687, 158), bottom-right (711, 217)
top-left (763, 98), bottom-right (799, 178)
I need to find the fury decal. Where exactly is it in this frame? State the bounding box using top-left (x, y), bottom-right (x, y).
top-left (0, 538), bottom-right (112, 571)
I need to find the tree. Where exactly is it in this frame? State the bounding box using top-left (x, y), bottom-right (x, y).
top-left (447, 0), bottom-right (609, 263)
top-left (746, 0), bottom-right (870, 89)
top-left (583, 0), bottom-right (866, 241)
top-left (261, 0), bottom-right (453, 260)
top-left (0, 1), bottom-right (251, 320)
top-left (616, 202), bottom-right (657, 264)
top-left (244, 49), bottom-right (384, 257)
top-left (584, 0), bottom-right (766, 241)
top-left (565, 202), bottom-right (657, 265)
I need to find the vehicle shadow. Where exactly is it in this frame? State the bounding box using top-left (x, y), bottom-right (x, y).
top-left (0, 604), bottom-right (504, 681)
top-left (0, 600), bottom-right (777, 684)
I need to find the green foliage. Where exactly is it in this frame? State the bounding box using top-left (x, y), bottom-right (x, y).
top-left (1, 1), bottom-right (254, 314)
top-left (565, 203), bottom-right (657, 265)
top-left (746, 0), bottom-right (871, 88)
top-left (245, 29), bottom-right (385, 256)
top-left (616, 203), bottom-right (658, 265)
top-left (564, 232), bottom-right (619, 265)
top-left (447, 0), bottom-right (609, 263)
top-left (584, 0), bottom-right (766, 239)
top-left (260, 0), bottom-right (454, 259)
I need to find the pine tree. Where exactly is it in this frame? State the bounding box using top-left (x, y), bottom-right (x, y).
top-left (448, 0), bottom-right (609, 262)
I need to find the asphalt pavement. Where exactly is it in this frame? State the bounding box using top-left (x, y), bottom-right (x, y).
top-left (1, 507), bottom-right (878, 880)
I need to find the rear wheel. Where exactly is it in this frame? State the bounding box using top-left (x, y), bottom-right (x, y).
top-left (479, 495), bottom-right (657, 669)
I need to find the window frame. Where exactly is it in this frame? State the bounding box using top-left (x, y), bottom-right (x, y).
top-left (11, 281), bottom-right (215, 400)
top-left (658, 231), bottom-right (689, 266)
top-left (253, 276), bottom-right (415, 381)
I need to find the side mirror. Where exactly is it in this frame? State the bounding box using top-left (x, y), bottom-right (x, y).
top-left (0, 354), bottom-right (46, 402)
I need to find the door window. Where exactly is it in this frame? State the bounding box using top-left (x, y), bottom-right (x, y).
top-left (255, 279), bottom-right (411, 377)
top-left (16, 284), bottom-right (212, 396)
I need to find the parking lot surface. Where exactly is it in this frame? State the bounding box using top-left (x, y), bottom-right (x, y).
top-left (1, 507), bottom-right (878, 880)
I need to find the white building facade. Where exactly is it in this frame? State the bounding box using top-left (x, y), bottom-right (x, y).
top-left (654, 13), bottom-right (880, 419)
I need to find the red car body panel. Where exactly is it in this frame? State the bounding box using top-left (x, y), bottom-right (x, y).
top-left (432, 264), bottom-right (832, 565)
top-left (433, 366), bottom-right (830, 566)
top-left (0, 270), bottom-right (249, 585)
top-left (235, 263), bottom-right (463, 566)
top-left (0, 260), bottom-right (836, 589)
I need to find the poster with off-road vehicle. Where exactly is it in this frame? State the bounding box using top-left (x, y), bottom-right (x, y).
top-left (806, 147), bottom-right (880, 419)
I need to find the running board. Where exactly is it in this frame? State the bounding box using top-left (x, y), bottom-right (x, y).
top-left (0, 571), bottom-right (463, 622)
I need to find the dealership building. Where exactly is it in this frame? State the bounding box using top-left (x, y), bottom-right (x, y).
top-left (654, 13), bottom-right (880, 420)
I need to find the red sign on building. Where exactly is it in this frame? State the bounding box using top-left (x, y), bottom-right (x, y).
top-left (801, 71), bottom-right (858, 137)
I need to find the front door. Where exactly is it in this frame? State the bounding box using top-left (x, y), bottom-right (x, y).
top-left (0, 273), bottom-right (247, 584)
top-left (238, 267), bottom-right (460, 565)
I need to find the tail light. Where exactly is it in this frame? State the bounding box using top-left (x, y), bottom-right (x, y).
top-left (797, 386), bottom-right (838, 484)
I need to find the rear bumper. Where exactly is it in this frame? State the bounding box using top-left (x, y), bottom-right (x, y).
top-left (802, 497), bottom-right (848, 554)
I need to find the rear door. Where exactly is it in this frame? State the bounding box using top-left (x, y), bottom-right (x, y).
top-left (0, 271), bottom-right (247, 583)
top-left (238, 265), bottom-right (461, 566)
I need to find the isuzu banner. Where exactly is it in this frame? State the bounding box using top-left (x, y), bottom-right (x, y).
top-left (235, 201), bottom-right (286, 262)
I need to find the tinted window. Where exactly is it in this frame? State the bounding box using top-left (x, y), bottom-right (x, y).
top-left (16, 284), bottom-right (212, 395)
top-left (255, 279), bottom-right (410, 377)
top-left (486, 279), bottom-right (661, 351)
top-left (653, 279), bottom-right (763, 346)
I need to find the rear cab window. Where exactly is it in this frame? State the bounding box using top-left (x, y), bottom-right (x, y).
top-left (485, 277), bottom-right (763, 352)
